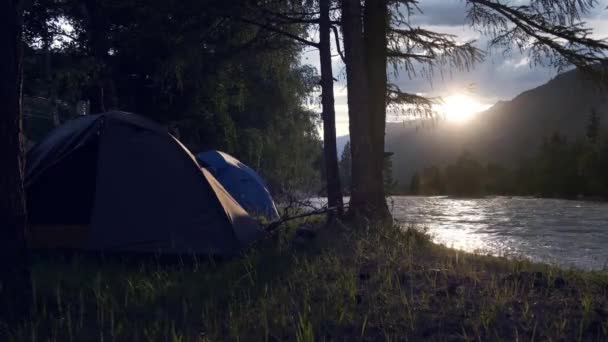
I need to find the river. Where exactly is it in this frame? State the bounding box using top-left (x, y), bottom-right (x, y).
top-left (309, 196), bottom-right (608, 270)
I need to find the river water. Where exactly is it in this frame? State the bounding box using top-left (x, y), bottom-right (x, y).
top-left (309, 196), bottom-right (608, 270)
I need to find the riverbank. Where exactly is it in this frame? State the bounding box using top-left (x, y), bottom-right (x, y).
top-left (5, 219), bottom-right (608, 340)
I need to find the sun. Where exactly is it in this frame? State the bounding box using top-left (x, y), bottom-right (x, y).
top-left (439, 94), bottom-right (490, 123)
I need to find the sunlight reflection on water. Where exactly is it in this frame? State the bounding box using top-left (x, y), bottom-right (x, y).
top-left (309, 196), bottom-right (608, 270)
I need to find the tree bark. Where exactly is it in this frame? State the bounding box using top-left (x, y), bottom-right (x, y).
top-left (44, 37), bottom-right (60, 127)
top-left (319, 0), bottom-right (344, 217)
top-left (84, 0), bottom-right (109, 113)
top-left (0, 0), bottom-right (32, 324)
top-left (341, 0), bottom-right (378, 219)
top-left (363, 0), bottom-right (390, 218)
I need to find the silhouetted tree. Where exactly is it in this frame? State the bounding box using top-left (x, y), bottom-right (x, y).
top-left (587, 109), bottom-right (601, 144)
top-left (487, 163), bottom-right (513, 195)
top-left (235, 0), bottom-right (345, 216)
top-left (419, 165), bottom-right (445, 195)
top-left (339, 141), bottom-right (352, 193)
top-left (0, 0), bottom-right (32, 324)
top-left (445, 151), bottom-right (484, 196)
top-left (408, 172), bottom-right (420, 195)
top-left (340, 0), bottom-right (607, 220)
top-left (383, 152), bottom-right (398, 194)
top-left (22, 0), bottom-right (324, 194)
top-left (341, 0), bottom-right (379, 219)
top-left (318, 0), bottom-right (344, 215)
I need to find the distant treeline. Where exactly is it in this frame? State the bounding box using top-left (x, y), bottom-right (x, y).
top-left (408, 111), bottom-right (608, 199)
top-left (338, 141), bottom-right (399, 195)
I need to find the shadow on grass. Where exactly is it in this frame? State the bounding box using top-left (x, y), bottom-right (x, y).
top-left (3, 217), bottom-right (608, 341)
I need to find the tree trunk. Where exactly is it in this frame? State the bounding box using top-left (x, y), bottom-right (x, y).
top-left (319, 0), bottom-right (344, 217)
top-left (341, 0), bottom-right (378, 219)
top-left (0, 0), bottom-right (32, 324)
top-left (84, 0), bottom-right (108, 113)
top-left (363, 0), bottom-right (390, 218)
top-left (44, 38), bottom-right (60, 127)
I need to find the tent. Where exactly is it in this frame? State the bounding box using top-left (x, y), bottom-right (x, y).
top-left (196, 151), bottom-right (280, 220)
top-left (26, 111), bottom-right (264, 256)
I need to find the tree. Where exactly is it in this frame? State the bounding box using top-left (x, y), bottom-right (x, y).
top-left (408, 172), bottom-right (420, 195)
top-left (597, 139), bottom-right (608, 197)
top-left (239, 0), bottom-right (344, 216)
top-left (339, 0), bottom-right (607, 220)
top-left (339, 141), bottom-right (352, 193)
top-left (82, 0), bottom-right (114, 113)
top-left (364, 0), bottom-right (390, 214)
top-left (22, 0), bottom-right (324, 196)
top-left (341, 0), bottom-right (380, 219)
top-left (444, 151), bottom-right (484, 196)
top-left (318, 0), bottom-right (344, 216)
top-left (587, 108), bottom-right (600, 144)
top-left (340, 0), bottom-right (480, 219)
top-left (535, 133), bottom-right (583, 198)
top-left (383, 152), bottom-right (398, 194)
top-left (419, 166), bottom-right (444, 195)
top-left (0, 0), bottom-right (32, 324)
top-left (484, 162), bottom-right (512, 195)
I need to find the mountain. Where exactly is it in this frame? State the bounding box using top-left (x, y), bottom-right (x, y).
top-left (385, 69), bottom-right (608, 184)
top-left (336, 135), bottom-right (350, 156)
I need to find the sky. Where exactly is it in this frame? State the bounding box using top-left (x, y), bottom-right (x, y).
top-left (302, 0), bottom-right (608, 137)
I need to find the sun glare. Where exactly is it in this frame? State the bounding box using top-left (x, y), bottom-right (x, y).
top-left (439, 94), bottom-right (490, 123)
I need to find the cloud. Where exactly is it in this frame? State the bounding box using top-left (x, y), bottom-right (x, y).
top-left (408, 0), bottom-right (608, 27)
top-left (408, 0), bottom-right (469, 27)
top-left (390, 47), bottom-right (558, 100)
top-left (322, 44), bottom-right (559, 136)
top-left (306, 0), bottom-right (608, 137)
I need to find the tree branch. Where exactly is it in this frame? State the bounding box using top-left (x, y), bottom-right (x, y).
top-left (331, 25), bottom-right (346, 63)
top-left (467, 0), bottom-right (608, 74)
top-left (386, 84), bottom-right (441, 119)
top-left (239, 17), bottom-right (319, 48)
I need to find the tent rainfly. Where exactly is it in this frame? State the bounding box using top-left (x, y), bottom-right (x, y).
top-left (196, 151), bottom-right (280, 220)
top-left (26, 111), bottom-right (264, 256)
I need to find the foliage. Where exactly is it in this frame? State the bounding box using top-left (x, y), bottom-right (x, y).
top-left (383, 153), bottom-right (399, 194)
top-left (22, 0), bottom-right (323, 194)
top-left (444, 151), bottom-right (484, 197)
top-left (338, 141), bottom-right (352, 193)
top-left (410, 114), bottom-right (608, 198)
top-left (338, 142), bottom-right (398, 195)
top-left (408, 171), bottom-right (420, 194)
top-left (410, 165), bottom-right (445, 196)
top-left (587, 108), bottom-right (601, 144)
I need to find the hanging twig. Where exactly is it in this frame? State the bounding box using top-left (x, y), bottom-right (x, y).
top-left (265, 206), bottom-right (337, 233)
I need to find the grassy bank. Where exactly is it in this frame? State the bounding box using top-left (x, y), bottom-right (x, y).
top-left (4, 219), bottom-right (608, 341)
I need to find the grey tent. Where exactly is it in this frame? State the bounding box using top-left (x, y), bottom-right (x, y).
top-left (26, 111), bottom-right (264, 256)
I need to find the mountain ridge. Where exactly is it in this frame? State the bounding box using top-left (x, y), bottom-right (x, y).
top-left (384, 69), bottom-right (608, 184)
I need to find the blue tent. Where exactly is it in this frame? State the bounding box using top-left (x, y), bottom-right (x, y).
top-left (196, 151), bottom-right (280, 220)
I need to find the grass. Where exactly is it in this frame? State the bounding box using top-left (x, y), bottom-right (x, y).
top-left (3, 218), bottom-right (608, 341)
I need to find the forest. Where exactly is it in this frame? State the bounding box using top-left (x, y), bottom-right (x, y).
top-left (409, 111), bottom-right (608, 199)
top-left (21, 0), bottom-right (324, 196)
